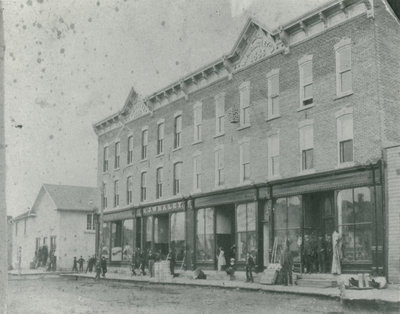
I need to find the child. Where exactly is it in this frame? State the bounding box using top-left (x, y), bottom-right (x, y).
top-left (226, 258), bottom-right (236, 281)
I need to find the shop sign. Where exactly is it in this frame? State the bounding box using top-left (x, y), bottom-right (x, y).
top-left (143, 201), bottom-right (185, 216)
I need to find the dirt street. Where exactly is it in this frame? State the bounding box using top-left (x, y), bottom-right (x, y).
top-left (6, 276), bottom-right (392, 314)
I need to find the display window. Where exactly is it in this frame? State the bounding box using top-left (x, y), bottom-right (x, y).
top-left (196, 208), bottom-right (215, 262)
top-left (154, 215), bottom-right (169, 255)
top-left (236, 202), bottom-right (257, 261)
top-left (338, 187), bottom-right (372, 263)
top-left (170, 212), bottom-right (185, 262)
top-left (111, 221), bottom-right (122, 261)
top-left (122, 219), bottom-right (134, 262)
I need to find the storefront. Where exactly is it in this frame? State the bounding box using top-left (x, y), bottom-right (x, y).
top-left (193, 186), bottom-right (267, 270)
top-left (268, 164), bottom-right (384, 275)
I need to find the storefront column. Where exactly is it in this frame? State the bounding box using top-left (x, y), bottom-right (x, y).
top-left (185, 199), bottom-right (195, 270)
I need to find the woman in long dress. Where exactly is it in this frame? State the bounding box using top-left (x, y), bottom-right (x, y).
top-left (331, 231), bottom-right (342, 275)
top-left (217, 247), bottom-right (226, 271)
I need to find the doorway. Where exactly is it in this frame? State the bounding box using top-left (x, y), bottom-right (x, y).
top-left (215, 205), bottom-right (235, 266)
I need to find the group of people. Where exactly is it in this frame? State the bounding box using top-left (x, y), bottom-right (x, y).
top-left (130, 248), bottom-right (177, 277)
top-left (72, 255), bottom-right (108, 279)
top-left (217, 246), bottom-right (256, 283)
top-left (32, 246), bottom-right (57, 271)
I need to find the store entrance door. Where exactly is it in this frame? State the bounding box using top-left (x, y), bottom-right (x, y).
top-left (303, 192), bottom-right (334, 273)
top-left (154, 214), bottom-right (169, 257)
top-left (215, 205), bottom-right (235, 268)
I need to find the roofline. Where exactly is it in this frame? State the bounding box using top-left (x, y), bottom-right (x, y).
top-left (94, 0), bottom-right (368, 130)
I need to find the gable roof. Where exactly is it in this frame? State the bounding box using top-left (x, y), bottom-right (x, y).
top-left (42, 184), bottom-right (100, 212)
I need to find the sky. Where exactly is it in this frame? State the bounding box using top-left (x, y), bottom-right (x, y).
top-left (3, 0), bottom-right (328, 217)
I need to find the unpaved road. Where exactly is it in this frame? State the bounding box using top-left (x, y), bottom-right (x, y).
top-left (6, 276), bottom-right (394, 313)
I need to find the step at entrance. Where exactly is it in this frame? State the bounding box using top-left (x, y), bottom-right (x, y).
top-left (295, 273), bottom-right (338, 288)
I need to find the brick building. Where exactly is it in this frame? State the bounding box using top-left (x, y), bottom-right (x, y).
top-left (94, 0), bottom-right (400, 282)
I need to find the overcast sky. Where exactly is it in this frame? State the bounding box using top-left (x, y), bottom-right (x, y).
top-left (4, 0), bottom-right (328, 217)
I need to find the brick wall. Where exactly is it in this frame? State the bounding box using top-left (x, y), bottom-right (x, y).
top-left (385, 145), bottom-right (400, 283)
top-left (97, 13), bottom-right (385, 210)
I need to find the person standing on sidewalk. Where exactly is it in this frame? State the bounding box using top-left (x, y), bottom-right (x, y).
top-left (245, 252), bottom-right (255, 282)
top-left (72, 257), bottom-right (78, 272)
top-left (279, 240), bottom-right (293, 286)
top-left (101, 256), bottom-right (107, 277)
top-left (78, 256), bottom-right (84, 272)
top-left (95, 258), bottom-right (101, 280)
top-left (217, 247), bottom-right (226, 271)
top-left (17, 246), bottom-right (22, 275)
top-left (148, 249), bottom-right (156, 278)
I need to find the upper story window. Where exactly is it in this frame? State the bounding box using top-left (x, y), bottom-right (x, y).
top-left (335, 38), bottom-right (352, 97)
top-left (113, 180), bottom-right (119, 207)
top-left (156, 167), bottom-right (163, 199)
top-left (103, 146), bottom-right (109, 172)
top-left (268, 133), bottom-right (280, 177)
top-left (102, 182), bottom-right (108, 209)
top-left (336, 108), bottom-right (353, 164)
top-left (127, 136), bottom-right (133, 164)
top-left (140, 172), bottom-right (147, 202)
top-left (127, 176), bottom-right (133, 205)
top-left (299, 121), bottom-right (314, 171)
top-left (299, 56), bottom-right (313, 107)
top-left (240, 139), bottom-right (250, 183)
top-left (141, 128), bottom-right (148, 160)
top-left (174, 114), bottom-right (182, 149)
top-left (215, 146), bottom-right (224, 187)
top-left (193, 102), bottom-right (202, 142)
top-left (267, 69), bottom-right (280, 119)
top-left (173, 162), bottom-right (182, 195)
top-left (193, 153), bottom-right (201, 192)
top-left (215, 93), bottom-right (225, 136)
top-left (114, 141), bottom-right (120, 169)
top-left (87, 214), bottom-right (95, 230)
top-left (157, 121), bottom-right (164, 155)
top-left (239, 82), bottom-right (250, 127)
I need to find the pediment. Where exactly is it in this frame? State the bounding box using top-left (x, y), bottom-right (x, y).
top-left (121, 88), bottom-right (151, 123)
top-left (234, 26), bottom-right (278, 71)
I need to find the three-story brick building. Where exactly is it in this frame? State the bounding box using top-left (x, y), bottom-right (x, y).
top-left (94, 0), bottom-right (400, 282)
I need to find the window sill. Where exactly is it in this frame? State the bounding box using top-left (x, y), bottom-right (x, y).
top-left (213, 133), bottom-right (225, 139)
top-left (297, 104), bottom-right (315, 112)
top-left (335, 91), bottom-right (353, 100)
top-left (192, 140), bottom-right (203, 146)
top-left (267, 175), bottom-right (281, 181)
top-left (237, 180), bottom-right (253, 187)
top-left (84, 230), bottom-right (96, 234)
top-left (102, 171), bottom-right (110, 175)
top-left (298, 168), bottom-right (316, 176)
top-left (156, 153), bottom-right (164, 158)
top-left (191, 189), bottom-right (201, 194)
top-left (126, 163), bottom-right (134, 168)
top-left (140, 158), bottom-right (148, 163)
top-left (114, 167), bottom-right (120, 171)
top-left (266, 114), bottom-right (281, 122)
top-left (172, 147), bottom-right (182, 152)
top-left (213, 185), bottom-right (225, 191)
top-left (335, 161), bottom-right (355, 169)
top-left (237, 124), bottom-right (251, 131)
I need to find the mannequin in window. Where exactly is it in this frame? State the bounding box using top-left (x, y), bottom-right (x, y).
top-left (331, 230), bottom-right (342, 275)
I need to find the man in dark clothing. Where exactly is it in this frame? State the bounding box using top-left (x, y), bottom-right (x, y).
top-left (131, 251), bottom-right (137, 276)
top-left (317, 235), bottom-right (326, 273)
top-left (95, 259), bottom-right (101, 280)
top-left (246, 253), bottom-right (255, 283)
top-left (168, 249), bottom-right (176, 276)
top-left (78, 256), bottom-right (84, 272)
top-left (280, 240), bottom-right (293, 286)
top-left (148, 250), bottom-right (156, 278)
top-left (72, 257), bottom-right (78, 272)
top-left (139, 250), bottom-right (146, 276)
top-left (101, 256), bottom-right (107, 277)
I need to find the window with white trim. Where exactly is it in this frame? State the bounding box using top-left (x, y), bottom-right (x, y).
top-left (299, 56), bottom-right (313, 106)
top-left (113, 180), bottom-right (119, 207)
top-left (102, 182), bottom-right (108, 209)
top-left (193, 154), bottom-right (201, 191)
top-left (127, 136), bottom-right (133, 164)
top-left (240, 140), bottom-right (250, 183)
top-left (335, 39), bottom-right (352, 96)
top-left (87, 214), bottom-right (95, 230)
top-left (156, 167), bottom-right (163, 199)
top-left (337, 112), bottom-right (353, 164)
top-left (239, 82), bottom-right (250, 127)
top-left (299, 123), bottom-right (314, 171)
top-left (268, 134), bottom-right (280, 177)
top-left (140, 172), bottom-right (147, 202)
top-left (267, 70), bottom-right (280, 118)
top-left (174, 115), bottom-right (182, 149)
top-left (157, 122), bottom-right (164, 155)
top-left (215, 147), bottom-right (224, 187)
top-left (141, 128), bottom-right (148, 160)
top-left (103, 146), bottom-right (109, 172)
top-left (215, 93), bottom-right (225, 135)
top-left (194, 103), bottom-right (202, 142)
top-left (173, 162), bottom-right (182, 195)
top-left (127, 176), bottom-right (133, 205)
top-left (114, 141), bottom-right (120, 169)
